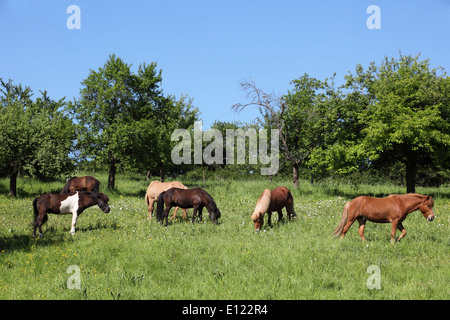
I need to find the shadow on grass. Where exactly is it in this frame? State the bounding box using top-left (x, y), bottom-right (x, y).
top-left (0, 233), bottom-right (66, 253)
top-left (0, 220), bottom-right (120, 253)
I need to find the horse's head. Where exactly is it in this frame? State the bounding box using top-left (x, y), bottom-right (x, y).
top-left (419, 195), bottom-right (434, 222)
top-left (97, 193), bottom-right (111, 213)
top-left (251, 211), bottom-right (263, 232)
top-left (210, 207), bottom-right (221, 224)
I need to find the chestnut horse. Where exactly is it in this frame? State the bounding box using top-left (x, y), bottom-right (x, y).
top-left (156, 187), bottom-right (221, 226)
top-left (333, 193), bottom-right (435, 242)
top-left (251, 187), bottom-right (297, 231)
top-left (61, 176), bottom-right (100, 194)
top-left (145, 180), bottom-right (188, 220)
top-left (33, 192), bottom-right (110, 237)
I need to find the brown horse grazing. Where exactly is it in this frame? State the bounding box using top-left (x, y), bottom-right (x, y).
top-left (145, 180), bottom-right (188, 220)
top-left (251, 187), bottom-right (297, 232)
top-left (61, 176), bottom-right (100, 194)
top-left (33, 192), bottom-right (110, 237)
top-left (333, 194), bottom-right (435, 242)
top-left (156, 188), bottom-right (221, 226)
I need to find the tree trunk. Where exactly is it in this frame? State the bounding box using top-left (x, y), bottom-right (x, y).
top-left (108, 162), bottom-right (116, 190)
top-left (405, 158), bottom-right (416, 194)
top-left (9, 171), bottom-right (17, 197)
top-left (293, 163), bottom-right (299, 189)
top-left (159, 166), bottom-right (165, 182)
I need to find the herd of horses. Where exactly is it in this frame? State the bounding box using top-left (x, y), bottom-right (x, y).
top-left (32, 175), bottom-right (435, 242)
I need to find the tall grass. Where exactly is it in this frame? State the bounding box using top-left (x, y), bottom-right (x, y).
top-left (0, 173), bottom-right (448, 299)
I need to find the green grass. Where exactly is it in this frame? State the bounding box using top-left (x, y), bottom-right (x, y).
top-left (0, 173), bottom-right (448, 300)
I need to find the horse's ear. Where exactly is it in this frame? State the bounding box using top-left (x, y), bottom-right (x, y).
top-left (98, 193), bottom-right (109, 202)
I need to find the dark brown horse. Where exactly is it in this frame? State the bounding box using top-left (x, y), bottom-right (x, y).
top-left (156, 188), bottom-right (221, 226)
top-left (60, 176), bottom-right (100, 194)
top-left (333, 193), bottom-right (435, 242)
top-left (33, 192), bottom-right (110, 237)
top-left (251, 187), bottom-right (297, 231)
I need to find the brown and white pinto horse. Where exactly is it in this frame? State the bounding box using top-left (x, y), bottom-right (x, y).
top-left (251, 187), bottom-right (297, 232)
top-left (33, 192), bottom-right (110, 237)
top-left (60, 176), bottom-right (100, 194)
top-left (333, 193), bottom-right (435, 242)
top-left (145, 180), bottom-right (188, 220)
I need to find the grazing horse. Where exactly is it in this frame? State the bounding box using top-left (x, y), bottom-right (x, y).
top-left (333, 193), bottom-right (435, 242)
top-left (251, 186), bottom-right (297, 231)
top-left (145, 180), bottom-right (188, 220)
top-left (156, 188), bottom-right (221, 226)
top-left (33, 192), bottom-right (110, 237)
top-left (61, 176), bottom-right (100, 194)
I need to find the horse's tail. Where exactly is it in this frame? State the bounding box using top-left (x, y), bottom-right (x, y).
top-left (145, 191), bottom-right (150, 207)
top-left (32, 197), bottom-right (39, 223)
top-left (251, 189), bottom-right (271, 222)
top-left (286, 190), bottom-right (297, 218)
top-left (156, 191), bottom-right (166, 222)
top-left (333, 201), bottom-right (350, 237)
top-left (92, 179), bottom-right (100, 193)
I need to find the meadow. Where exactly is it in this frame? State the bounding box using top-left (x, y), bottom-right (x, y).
top-left (0, 173), bottom-right (448, 300)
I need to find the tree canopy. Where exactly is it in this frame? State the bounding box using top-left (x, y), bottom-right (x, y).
top-left (72, 54), bottom-right (198, 189)
top-left (0, 79), bottom-right (75, 196)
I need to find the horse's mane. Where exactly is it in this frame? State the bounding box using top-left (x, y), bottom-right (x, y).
top-left (251, 189), bottom-right (271, 221)
top-left (203, 189), bottom-right (218, 211)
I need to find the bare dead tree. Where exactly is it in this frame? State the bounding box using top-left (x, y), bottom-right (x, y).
top-left (232, 78), bottom-right (302, 189)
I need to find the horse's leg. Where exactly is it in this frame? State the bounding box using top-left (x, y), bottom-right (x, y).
top-left (33, 215), bottom-right (39, 237)
top-left (171, 206), bottom-right (179, 220)
top-left (147, 199), bottom-right (154, 220)
top-left (356, 217), bottom-right (366, 242)
top-left (390, 220), bottom-right (399, 243)
top-left (70, 212), bottom-right (79, 235)
top-left (192, 206), bottom-right (198, 223)
top-left (163, 205), bottom-right (172, 226)
top-left (285, 207), bottom-right (292, 220)
top-left (340, 217), bottom-right (357, 240)
top-left (198, 206), bottom-right (203, 222)
top-left (396, 222), bottom-right (407, 241)
top-left (182, 208), bottom-right (187, 219)
top-left (33, 212), bottom-right (47, 237)
top-left (267, 211), bottom-right (272, 227)
top-left (277, 209), bottom-right (283, 222)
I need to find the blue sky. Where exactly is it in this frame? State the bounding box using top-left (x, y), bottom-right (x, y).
top-left (1, 0), bottom-right (449, 128)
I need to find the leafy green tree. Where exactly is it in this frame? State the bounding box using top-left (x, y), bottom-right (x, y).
top-left (0, 79), bottom-right (75, 196)
top-left (341, 54), bottom-right (450, 193)
top-left (74, 54), bottom-right (198, 188)
top-left (282, 74), bottom-right (341, 188)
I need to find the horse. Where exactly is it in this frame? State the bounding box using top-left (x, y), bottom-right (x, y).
top-left (32, 191), bottom-right (110, 237)
top-left (156, 187), bottom-right (221, 226)
top-left (333, 193), bottom-right (435, 242)
top-left (251, 187), bottom-right (297, 232)
top-left (60, 176), bottom-right (100, 194)
top-left (145, 180), bottom-right (189, 220)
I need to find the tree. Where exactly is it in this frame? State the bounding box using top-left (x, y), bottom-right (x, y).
top-left (282, 74), bottom-right (341, 188)
top-left (343, 54), bottom-right (450, 193)
top-left (0, 79), bottom-right (75, 196)
top-left (232, 76), bottom-right (340, 189)
top-left (74, 54), bottom-right (198, 189)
